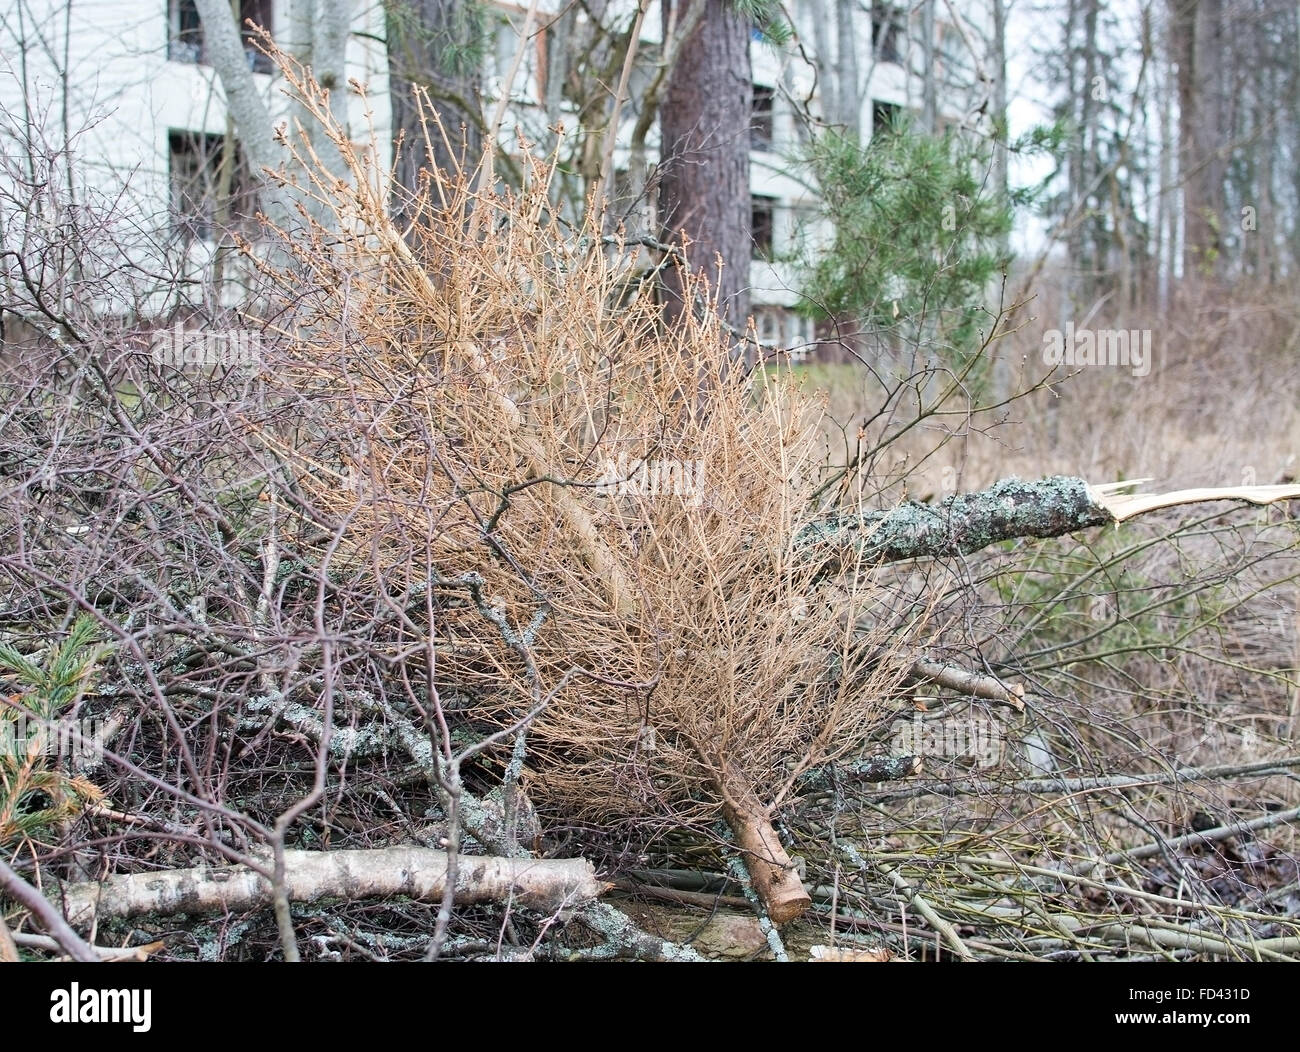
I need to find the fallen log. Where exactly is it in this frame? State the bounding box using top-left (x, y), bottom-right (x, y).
top-left (53, 847), bottom-right (605, 930)
top-left (796, 475), bottom-right (1300, 571)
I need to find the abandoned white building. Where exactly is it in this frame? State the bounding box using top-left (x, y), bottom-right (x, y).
top-left (0, 1), bottom-right (985, 359)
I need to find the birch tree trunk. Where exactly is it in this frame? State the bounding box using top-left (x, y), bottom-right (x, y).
top-left (193, 0), bottom-right (352, 230)
top-left (55, 848), bottom-right (605, 929)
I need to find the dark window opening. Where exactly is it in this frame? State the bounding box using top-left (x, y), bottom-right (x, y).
top-left (169, 130), bottom-right (259, 243)
top-left (872, 6), bottom-right (905, 65)
top-left (169, 0), bottom-right (275, 75)
top-left (751, 85), bottom-right (775, 151)
top-left (169, 0), bottom-right (203, 63)
top-left (751, 194), bottom-right (777, 258)
top-left (872, 100), bottom-right (901, 136)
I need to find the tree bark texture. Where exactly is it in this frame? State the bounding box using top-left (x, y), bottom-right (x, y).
top-left (658, 0), bottom-right (752, 337)
top-left (54, 848), bottom-right (605, 930)
top-left (387, 0), bottom-right (484, 230)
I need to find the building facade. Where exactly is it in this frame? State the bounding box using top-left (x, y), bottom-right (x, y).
top-left (0, 1), bottom-right (983, 356)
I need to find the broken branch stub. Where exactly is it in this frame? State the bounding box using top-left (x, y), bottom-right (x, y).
top-left (798, 475), bottom-right (1300, 570)
top-left (717, 761), bottom-right (812, 925)
top-left (908, 657), bottom-right (1026, 711)
top-left (1093, 482), bottom-right (1300, 521)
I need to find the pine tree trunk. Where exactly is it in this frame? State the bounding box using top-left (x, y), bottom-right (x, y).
top-left (658, 0), bottom-right (752, 342)
top-left (387, 0), bottom-right (484, 229)
top-left (1171, 0), bottom-right (1227, 277)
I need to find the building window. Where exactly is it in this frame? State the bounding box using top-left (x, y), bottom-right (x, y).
top-left (168, 0), bottom-right (275, 75)
top-left (751, 194), bottom-right (777, 258)
top-left (755, 308), bottom-right (782, 348)
top-left (939, 24), bottom-right (965, 72)
top-left (872, 99), bottom-right (901, 136)
top-left (751, 85), bottom-right (775, 151)
top-left (872, 5), bottom-right (905, 65)
top-left (168, 131), bottom-right (259, 242)
top-left (169, 0), bottom-right (203, 63)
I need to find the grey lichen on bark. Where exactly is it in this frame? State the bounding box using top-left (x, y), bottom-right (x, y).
top-left (797, 475), bottom-right (1116, 568)
top-left (801, 754), bottom-right (922, 789)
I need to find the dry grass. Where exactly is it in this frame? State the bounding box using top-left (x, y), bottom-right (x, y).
top-left (797, 273), bottom-right (1300, 496)
top-left (765, 274), bottom-right (1300, 959)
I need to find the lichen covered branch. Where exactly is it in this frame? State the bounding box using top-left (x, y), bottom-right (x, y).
top-left (800, 475), bottom-right (1300, 570)
top-left (798, 476), bottom-right (1114, 569)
